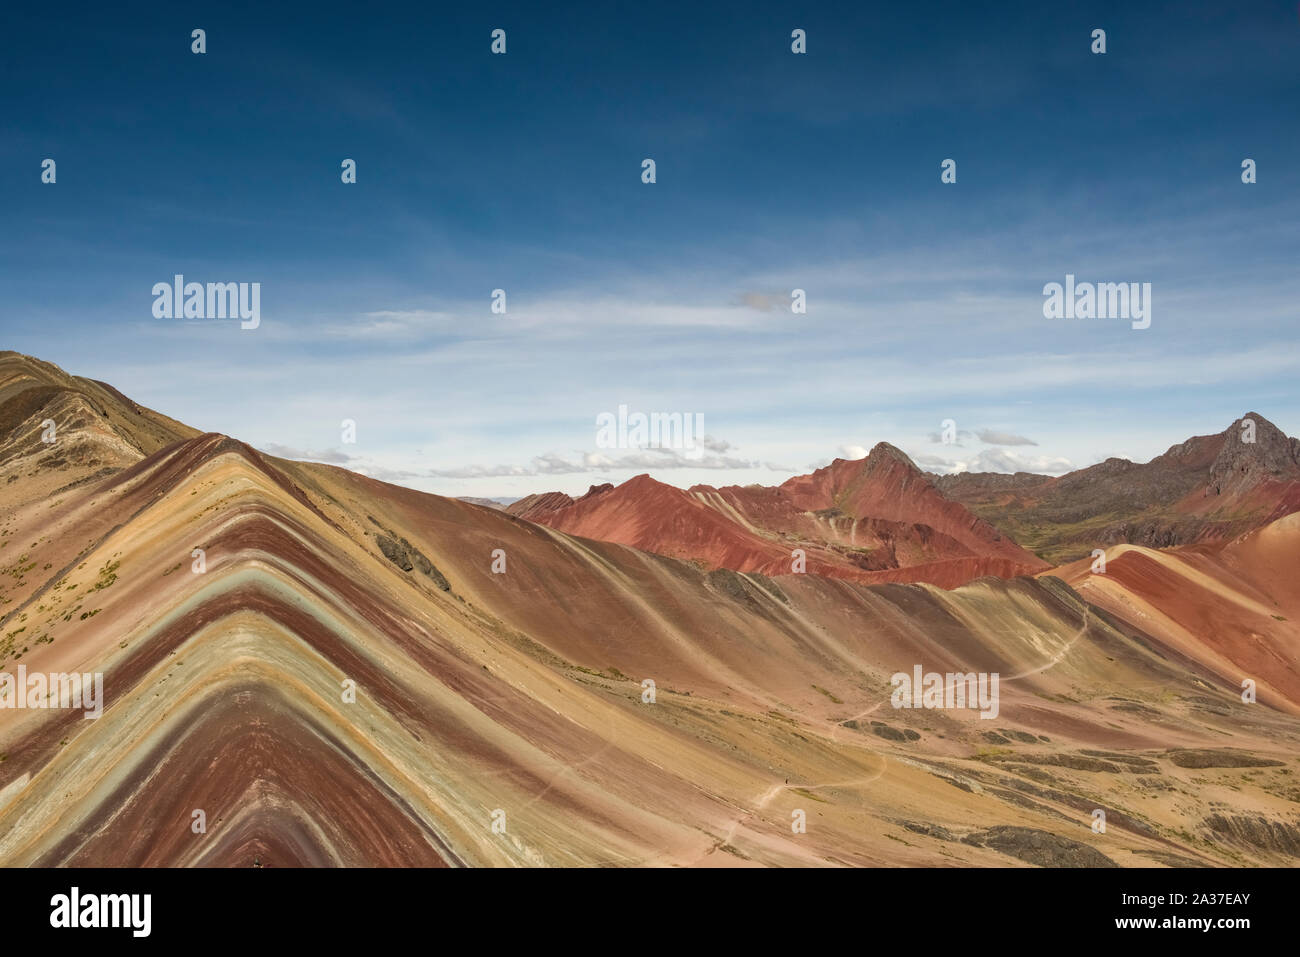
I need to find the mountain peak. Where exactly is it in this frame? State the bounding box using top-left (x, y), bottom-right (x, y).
top-left (1235, 411), bottom-right (1276, 430)
top-left (579, 481), bottom-right (616, 499)
top-left (864, 441), bottom-right (919, 470)
top-left (1209, 413), bottom-right (1300, 495)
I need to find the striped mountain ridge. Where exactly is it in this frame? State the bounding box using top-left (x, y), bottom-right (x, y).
top-left (1, 352), bottom-right (1298, 866)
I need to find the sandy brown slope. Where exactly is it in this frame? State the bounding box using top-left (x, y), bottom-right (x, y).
top-left (0, 351), bottom-right (198, 515)
top-left (1055, 512), bottom-right (1300, 716)
top-left (0, 356), bottom-right (1297, 867)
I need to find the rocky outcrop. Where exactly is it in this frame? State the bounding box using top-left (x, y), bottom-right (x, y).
top-left (962, 826), bottom-right (1117, 867)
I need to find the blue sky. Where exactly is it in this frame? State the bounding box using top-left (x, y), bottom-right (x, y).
top-left (3, 1), bottom-right (1298, 498)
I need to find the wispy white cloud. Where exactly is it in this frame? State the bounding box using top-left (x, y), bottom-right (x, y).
top-left (259, 443), bottom-right (354, 464)
top-left (918, 448), bottom-right (1073, 476)
top-left (429, 445), bottom-right (760, 478)
top-left (326, 310), bottom-right (459, 339)
top-left (976, 429), bottom-right (1037, 446)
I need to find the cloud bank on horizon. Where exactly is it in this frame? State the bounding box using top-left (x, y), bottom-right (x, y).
top-left (2, 2), bottom-right (1297, 497)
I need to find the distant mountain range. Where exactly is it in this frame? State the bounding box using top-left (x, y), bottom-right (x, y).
top-left (510, 445), bottom-right (1049, 588)
top-left (936, 415), bottom-right (1300, 564)
top-left (511, 414), bottom-right (1300, 582)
